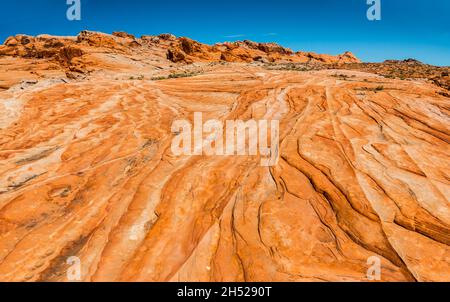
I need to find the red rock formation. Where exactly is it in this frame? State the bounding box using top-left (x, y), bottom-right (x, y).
top-left (0, 31), bottom-right (361, 79)
top-left (166, 37), bottom-right (358, 64)
top-left (0, 31), bottom-right (448, 282)
top-left (0, 31), bottom-right (362, 91)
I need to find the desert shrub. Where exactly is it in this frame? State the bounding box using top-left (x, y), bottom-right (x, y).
top-left (151, 71), bottom-right (201, 81)
top-left (129, 75), bottom-right (145, 80)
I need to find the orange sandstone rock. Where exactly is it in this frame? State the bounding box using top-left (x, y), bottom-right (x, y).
top-left (0, 32), bottom-right (448, 282)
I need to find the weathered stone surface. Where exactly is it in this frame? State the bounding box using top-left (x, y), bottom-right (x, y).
top-left (0, 32), bottom-right (449, 282)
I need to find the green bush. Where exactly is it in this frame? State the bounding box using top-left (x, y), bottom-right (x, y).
top-left (152, 71), bottom-right (200, 81)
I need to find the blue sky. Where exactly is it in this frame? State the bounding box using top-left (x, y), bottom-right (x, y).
top-left (1, 0), bottom-right (449, 66)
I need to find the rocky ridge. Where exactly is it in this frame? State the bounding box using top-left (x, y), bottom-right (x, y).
top-left (0, 31), bottom-right (360, 90)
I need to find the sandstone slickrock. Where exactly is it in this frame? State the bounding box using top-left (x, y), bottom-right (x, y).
top-left (0, 31), bottom-right (360, 91)
top-left (0, 32), bottom-right (449, 282)
top-left (328, 59), bottom-right (450, 91)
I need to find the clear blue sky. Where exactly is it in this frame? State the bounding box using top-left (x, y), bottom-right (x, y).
top-left (1, 0), bottom-right (449, 66)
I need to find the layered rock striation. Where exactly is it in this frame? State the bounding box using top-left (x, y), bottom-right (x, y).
top-left (0, 32), bottom-right (448, 282)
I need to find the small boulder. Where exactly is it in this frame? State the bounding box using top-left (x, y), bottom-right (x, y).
top-left (112, 32), bottom-right (136, 40)
top-left (158, 33), bottom-right (177, 41)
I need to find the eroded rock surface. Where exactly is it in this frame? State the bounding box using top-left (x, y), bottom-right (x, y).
top-left (0, 32), bottom-right (449, 282)
top-left (0, 31), bottom-right (360, 91)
